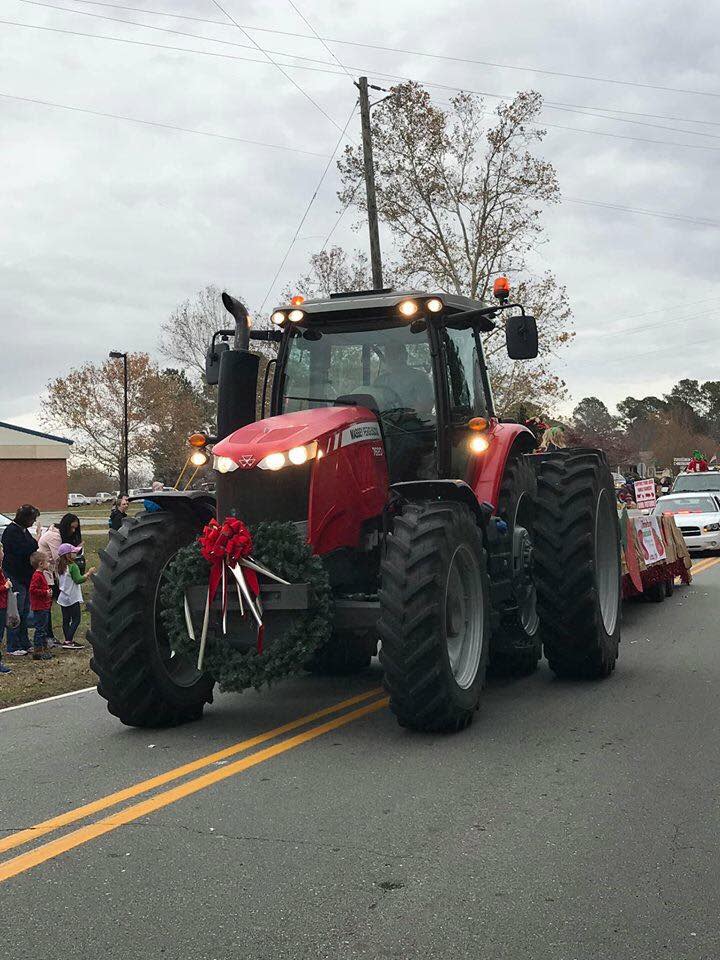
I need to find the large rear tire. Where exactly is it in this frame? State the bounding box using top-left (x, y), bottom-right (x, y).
top-left (89, 510), bottom-right (214, 727)
top-left (378, 501), bottom-right (490, 732)
top-left (490, 453), bottom-right (542, 677)
top-left (534, 450), bottom-right (622, 680)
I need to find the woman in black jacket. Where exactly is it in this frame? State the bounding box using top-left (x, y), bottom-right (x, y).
top-left (1, 504), bottom-right (40, 655)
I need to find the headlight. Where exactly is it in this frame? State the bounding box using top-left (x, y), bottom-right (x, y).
top-left (398, 299), bottom-right (418, 318)
top-left (469, 434), bottom-right (490, 454)
top-left (426, 297), bottom-right (444, 313)
top-left (258, 451), bottom-right (286, 472)
top-left (288, 309), bottom-right (305, 322)
top-left (258, 442), bottom-right (318, 471)
top-left (703, 522), bottom-right (720, 532)
top-left (213, 455), bottom-right (239, 474)
top-left (271, 311), bottom-right (286, 325)
top-left (190, 450), bottom-right (208, 466)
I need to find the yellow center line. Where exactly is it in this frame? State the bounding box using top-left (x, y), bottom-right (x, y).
top-left (0, 696), bottom-right (389, 884)
top-left (0, 687), bottom-right (382, 856)
top-left (690, 557), bottom-right (720, 575)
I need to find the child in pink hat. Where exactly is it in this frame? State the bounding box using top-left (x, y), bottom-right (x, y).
top-left (56, 544), bottom-right (95, 650)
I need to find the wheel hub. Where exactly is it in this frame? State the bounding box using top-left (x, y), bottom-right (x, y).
top-left (444, 544), bottom-right (485, 690)
top-left (511, 525), bottom-right (539, 635)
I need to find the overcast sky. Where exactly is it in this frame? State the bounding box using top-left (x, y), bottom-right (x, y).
top-left (2, 0), bottom-right (719, 433)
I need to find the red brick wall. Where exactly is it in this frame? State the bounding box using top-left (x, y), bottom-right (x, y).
top-left (0, 459), bottom-right (68, 513)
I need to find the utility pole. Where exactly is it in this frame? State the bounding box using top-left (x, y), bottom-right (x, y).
top-left (357, 76), bottom-right (383, 290)
top-left (109, 351), bottom-right (129, 494)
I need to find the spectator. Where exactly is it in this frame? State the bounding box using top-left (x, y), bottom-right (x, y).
top-left (109, 494), bottom-right (129, 534)
top-left (1, 504), bottom-right (39, 656)
top-left (56, 544), bottom-right (95, 649)
top-left (0, 544), bottom-right (17, 674)
top-left (29, 552), bottom-right (53, 661)
top-left (143, 480), bottom-right (164, 513)
top-left (38, 511), bottom-right (84, 643)
top-left (539, 425), bottom-right (567, 452)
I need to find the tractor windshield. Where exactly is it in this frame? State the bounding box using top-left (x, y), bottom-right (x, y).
top-left (281, 323), bottom-right (437, 482)
top-left (282, 324), bottom-right (435, 421)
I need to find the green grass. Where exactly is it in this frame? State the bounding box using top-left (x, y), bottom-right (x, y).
top-left (0, 532), bottom-right (108, 708)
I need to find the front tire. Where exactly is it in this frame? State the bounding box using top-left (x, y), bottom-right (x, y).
top-left (89, 510), bottom-right (214, 727)
top-left (378, 501), bottom-right (490, 732)
top-left (534, 450), bottom-right (622, 680)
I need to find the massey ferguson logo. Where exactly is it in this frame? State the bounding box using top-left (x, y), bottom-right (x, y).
top-left (238, 455), bottom-right (256, 469)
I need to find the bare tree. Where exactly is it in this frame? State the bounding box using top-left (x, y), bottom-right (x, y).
top-left (337, 83), bottom-right (573, 414)
top-left (284, 246), bottom-right (372, 300)
top-left (159, 285), bottom-right (229, 380)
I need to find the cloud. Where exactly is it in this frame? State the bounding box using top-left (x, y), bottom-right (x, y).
top-left (2, 0), bottom-right (719, 429)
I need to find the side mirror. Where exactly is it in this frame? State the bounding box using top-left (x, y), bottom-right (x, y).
top-left (205, 339), bottom-right (229, 385)
top-left (506, 314), bottom-right (538, 360)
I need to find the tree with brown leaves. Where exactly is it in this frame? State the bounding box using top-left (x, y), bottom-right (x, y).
top-left (336, 83), bottom-right (573, 414)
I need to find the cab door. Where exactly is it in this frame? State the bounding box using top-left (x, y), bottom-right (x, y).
top-left (435, 323), bottom-right (491, 482)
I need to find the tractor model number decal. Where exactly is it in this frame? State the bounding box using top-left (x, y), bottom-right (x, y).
top-left (325, 422), bottom-right (383, 454)
top-left (340, 422), bottom-right (382, 447)
top-left (372, 446), bottom-right (384, 458)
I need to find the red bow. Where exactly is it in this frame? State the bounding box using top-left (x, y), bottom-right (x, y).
top-left (199, 517), bottom-right (259, 601)
top-left (198, 517), bottom-right (262, 654)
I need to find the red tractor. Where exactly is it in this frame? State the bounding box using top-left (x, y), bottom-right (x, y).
top-left (89, 285), bottom-right (622, 732)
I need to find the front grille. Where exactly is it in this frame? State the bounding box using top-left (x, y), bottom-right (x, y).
top-left (680, 526), bottom-right (701, 537)
top-left (216, 463), bottom-right (310, 525)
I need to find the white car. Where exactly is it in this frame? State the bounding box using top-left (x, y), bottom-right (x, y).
top-left (68, 493), bottom-right (92, 506)
top-left (671, 471), bottom-right (720, 495)
top-left (653, 493), bottom-right (720, 552)
top-left (95, 492), bottom-right (114, 503)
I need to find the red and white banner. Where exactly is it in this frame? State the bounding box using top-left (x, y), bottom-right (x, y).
top-left (633, 516), bottom-right (667, 565)
top-left (634, 479), bottom-right (657, 511)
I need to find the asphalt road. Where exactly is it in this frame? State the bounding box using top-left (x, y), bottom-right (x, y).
top-left (2, 560), bottom-right (719, 960)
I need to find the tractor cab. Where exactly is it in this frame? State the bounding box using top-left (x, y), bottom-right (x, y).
top-left (267, 289), bottom-right (533, 485)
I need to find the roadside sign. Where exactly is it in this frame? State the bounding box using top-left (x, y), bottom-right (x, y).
top-left (673, 457), bottom-right (691, 468)
top-left (634, 479), bottom-right (657, 510)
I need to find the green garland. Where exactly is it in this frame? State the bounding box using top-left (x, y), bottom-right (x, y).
top-left (160, 521), bottom-right (332, 692)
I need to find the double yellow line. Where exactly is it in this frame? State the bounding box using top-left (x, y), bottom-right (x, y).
top-left (690, 555), bottom-right (720, 577)
top-left (0, 688), bottom-right (388, 884)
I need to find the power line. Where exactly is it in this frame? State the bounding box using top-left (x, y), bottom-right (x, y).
top-left (285, 0), bottom-right (353, 80)
top-left (602, 332), bottom-right (720, 364)
top-left (58, 0), bottom-right (720, 101)
top-left (207, 0), bottom-right (346, 135)
top-left (68, 0), bottom-right (228, 24)
top-left (17, 4), bottom-right (720, 138)
top-left (600, 304), bottom-right (720, 338)
top-left (0, 91), bottom-right (328, 156)
top-left (320, 179), bottom-right (365, 252)
top-left (9, 16), bottom-right (720, 158)
top-left (259, 106), bottom-right (358, 313)
top-left (563, 197), bottom-right (720, 228)
top-left (598, 295), bottom-right (720, 326)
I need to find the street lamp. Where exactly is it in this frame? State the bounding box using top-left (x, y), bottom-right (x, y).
top-left (109, 351), bottom-right (129, 494)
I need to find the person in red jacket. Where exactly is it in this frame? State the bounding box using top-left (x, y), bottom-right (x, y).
top-left (28, 552), bottom-right (54, 661)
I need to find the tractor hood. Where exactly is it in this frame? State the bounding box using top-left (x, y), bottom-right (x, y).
top-left (212, 405), bottom-right (380, 468)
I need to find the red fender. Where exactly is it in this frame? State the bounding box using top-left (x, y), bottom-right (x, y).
top-left (468, 421), bottom-right (537, 511)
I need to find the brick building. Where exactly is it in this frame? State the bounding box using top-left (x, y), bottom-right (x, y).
top-left (0, 421), bottom-right (73, 513)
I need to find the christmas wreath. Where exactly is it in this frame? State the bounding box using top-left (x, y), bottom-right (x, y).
top-left (160, 521), bottom-right (332, 692)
